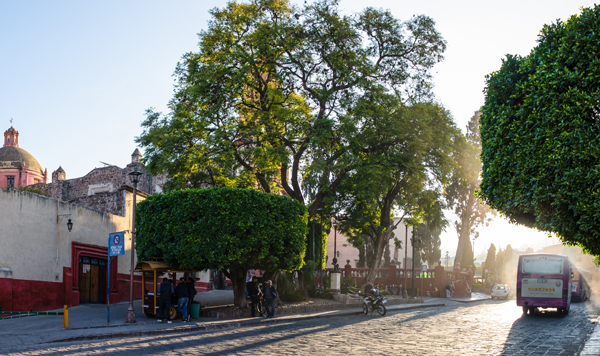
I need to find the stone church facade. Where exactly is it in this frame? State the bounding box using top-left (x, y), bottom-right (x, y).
top-left (29, 149), bottom-right (160, 217)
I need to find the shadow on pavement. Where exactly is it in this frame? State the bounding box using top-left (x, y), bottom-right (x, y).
top-left (27, 313), bottom-right (371, 356)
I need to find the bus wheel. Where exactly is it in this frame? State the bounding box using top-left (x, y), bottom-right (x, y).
top-left (522, 306), bottom-right (529, 315)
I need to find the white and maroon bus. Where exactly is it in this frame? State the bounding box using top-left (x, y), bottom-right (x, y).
top-left (517, 254), bottom-right (572, 315)
top-left (571, 267), bottom-right (592, 302)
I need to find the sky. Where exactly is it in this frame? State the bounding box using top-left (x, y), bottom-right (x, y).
top-left (1, 1), bottom-right (596, 257)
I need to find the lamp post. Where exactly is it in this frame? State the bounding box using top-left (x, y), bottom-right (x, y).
top-left (332, 220), bottom-right (339, 272)
top-left (410, 228), bottom-right (418, 299)
top-left (472, 237), bottom-right (476, 259)
top-left (403, 220), bottom-right (409, 299)
top-left (445, 251), bottom-right (449, 270)
top-left (317, 208), bottom-right (324, 289)
top-left (126, 167), bottom-right (143, 324)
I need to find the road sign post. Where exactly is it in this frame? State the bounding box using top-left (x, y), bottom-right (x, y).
top-left (107, 231), bottom-right (125, 325)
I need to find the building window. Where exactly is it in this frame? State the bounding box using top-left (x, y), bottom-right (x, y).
top-left (34, 179), bottom-right (39, 184)
top-left (7, 176), bottom-right (14, 188)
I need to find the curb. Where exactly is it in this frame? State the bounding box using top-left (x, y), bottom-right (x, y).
top-left (450, 298), bottom-right (491, 303)
top-left (46, 303), bottom-right (446, 344)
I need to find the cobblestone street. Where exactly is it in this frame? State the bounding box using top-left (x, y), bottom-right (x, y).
top-left (12, 298), bottom-right (600, 356)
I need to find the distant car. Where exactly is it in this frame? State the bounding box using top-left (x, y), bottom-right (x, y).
top-left (491, 284), bottom-right (514, 300)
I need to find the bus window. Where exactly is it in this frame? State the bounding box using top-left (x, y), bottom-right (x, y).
top-left (521, 256), bottom-right (564, 274)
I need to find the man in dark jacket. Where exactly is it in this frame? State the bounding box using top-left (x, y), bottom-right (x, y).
top-left (186, 277), bottom-right (198, 321)
top-left (175, 277), bottom-right (190, 322)
top-left (262, 280), bottom-right (277, 318)
top-left (157, 277), bottom-right (174, 324)
top-left (246, 276), bottom-right (263, 317)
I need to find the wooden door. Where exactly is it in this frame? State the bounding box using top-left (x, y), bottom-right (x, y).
top-left (79, 256), bottom-right (108, 304)
top-left (90, 265), bottom-right (100, 303)
top-left (78, 256), bottom-right (92, 304)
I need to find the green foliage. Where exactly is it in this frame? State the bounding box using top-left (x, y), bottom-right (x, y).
top-left (480, 5), bottom-right (600, 255)
top-left (303, 260), bottom-right (316, 294)
top-left (136, 187), bottom-right (308, 272)
top-left (310, 290), bottom-right (334, 299)
top-left (472, 283), bottom-right (483, 289)
top-left (379, 290), bottom-right (390, 296)
top-left (18, 186), bottom-right (48, 196)
top-left (414, 223), bottom-right (442, 269)
top-left (484, 243), bottom-right (497, 277)
top-left (277, 272), bottom-right (307, 302)
top-left (136, 0), bottom-right (447, 221)
top-left (335, 97), bottom-right (458, 282)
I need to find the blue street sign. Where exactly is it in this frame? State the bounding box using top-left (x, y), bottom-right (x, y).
top-left (109, 232), bottom-right (125, 256)
top-left (422, 264), bottom-right (427, 271)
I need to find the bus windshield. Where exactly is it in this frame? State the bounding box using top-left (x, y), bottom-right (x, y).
top-left (521, 256), bottom-right (564, 275)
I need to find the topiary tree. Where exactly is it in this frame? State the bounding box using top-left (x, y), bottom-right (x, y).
top-left (480, 5), bottom-right (600, 255)
top-left (136, 187), bottom-right (308, 308)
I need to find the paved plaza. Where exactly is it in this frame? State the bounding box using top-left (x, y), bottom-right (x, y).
top-left (5, 296), bottom-right (600, 356)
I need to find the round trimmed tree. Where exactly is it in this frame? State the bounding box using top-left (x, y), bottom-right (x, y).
top-left (480, 5), bottom-right (600, 255)
top-left (136, 187), bottom-right (308, 307)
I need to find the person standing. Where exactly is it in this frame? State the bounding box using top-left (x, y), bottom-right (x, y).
top-left (157, 277), bottom-right (174, 324)
top-left (186, 277), bottom-right (198, 321)
top-left (175, 277), bottom-right (190, 322)
top-left (262, 280), bottom-right (277, 318)
top-left (246, 276), bottom-right (263, 317)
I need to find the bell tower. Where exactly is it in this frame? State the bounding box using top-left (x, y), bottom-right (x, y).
top-left (4, 127), bottom-right (19, 147)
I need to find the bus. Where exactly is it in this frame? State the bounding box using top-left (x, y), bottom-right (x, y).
top-left (517, 254), bottom-right (572, 315)
top-left (571, 267), bottom-right (592, 302)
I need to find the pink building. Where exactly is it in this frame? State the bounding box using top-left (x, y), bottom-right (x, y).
top-left (0, 126), bottom-right (48, 188)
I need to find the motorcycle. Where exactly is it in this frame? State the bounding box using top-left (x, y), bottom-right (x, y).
top-left (362, 294), bottom-right (387, 316)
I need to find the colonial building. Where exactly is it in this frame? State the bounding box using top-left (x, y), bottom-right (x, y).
top-left (0, 128), bottom-right (210, 313)
top-left (0, 127), bottom-right (48, 188)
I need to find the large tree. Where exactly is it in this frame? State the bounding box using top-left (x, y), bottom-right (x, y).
top-left (446, 111), bottom-right (495, 269)
top-left (135, 188), bottom-right (307, 308)
top-left (335, 96), bottom-right (456, 283)
top-left (484, 243), bottom-right (496, 280)
top-left (480, 5), bottom-right (600, 255)
top-left (414, 223), bottom-right (443, 268)
top-left (136, 0), bottom-right (446, 220)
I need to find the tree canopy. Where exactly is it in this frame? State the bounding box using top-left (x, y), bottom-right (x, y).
top-left (480, 5), bottom-right (600, 255)
top-left (335, 97), bottom-right (456, 282)
top-left (135, 187), bottom-right (307, 307)
top-left (136, 0), bottom-right (446, 219)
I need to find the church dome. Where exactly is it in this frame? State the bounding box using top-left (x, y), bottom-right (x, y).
top-left (0, 126), bottom-right (44, 175)
top-left (0, 146), bottom-right (45, 175)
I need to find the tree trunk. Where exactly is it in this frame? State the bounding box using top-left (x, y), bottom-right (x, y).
top-left (223, 268), bottom-right (248, 309)
top-left (365, 231), bottom-right (392, 284)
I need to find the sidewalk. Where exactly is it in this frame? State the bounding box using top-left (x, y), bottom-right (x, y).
top-left (0, 298), bottom-right (445, 352)
top-left (450, 292), bottom-right (491, 303)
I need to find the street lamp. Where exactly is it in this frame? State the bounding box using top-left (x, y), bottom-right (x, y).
top-left (126, 167), bottom-right (143, 324)
top-left (332, 220), bottom-right (339, 272)
top-left (403, 220), bottom-right (409, 299)
top-left (67, 219), bottom-right (73, 232)
top-left (316, 208), bottom-right (324, 289)
top-left (410, 228), bottom-right (420, 299)
top-left (445, 251), bottom-right (449, 270)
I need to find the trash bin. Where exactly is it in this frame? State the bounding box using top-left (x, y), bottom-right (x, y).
top-left (191, 302), bottom-right (200, 319)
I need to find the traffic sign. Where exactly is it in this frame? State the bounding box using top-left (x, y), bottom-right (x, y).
top-left (422, 264), bottom-right (427, 271)
top-left (109, 231), bottom-right (125, 256)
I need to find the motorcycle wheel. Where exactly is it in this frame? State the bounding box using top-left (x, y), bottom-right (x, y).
top-left (376, 304), bottom-right (386, 316)
top-left (362, 303), bottom-right (368, 315)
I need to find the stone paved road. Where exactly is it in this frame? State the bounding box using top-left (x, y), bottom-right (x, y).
top-left (11, 297), bottom-right (600, 356)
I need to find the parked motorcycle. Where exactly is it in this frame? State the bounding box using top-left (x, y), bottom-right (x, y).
top-left (362, 294), bottom-right (387, 316)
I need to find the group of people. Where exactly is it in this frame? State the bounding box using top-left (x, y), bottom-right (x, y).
top-left (157, 276), bottom-right (198, 323)
top-left (246, 277), bottom-right (277, 318)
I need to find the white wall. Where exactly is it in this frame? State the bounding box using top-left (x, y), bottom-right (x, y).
top-left (0, 188), bottom-right (142, 282)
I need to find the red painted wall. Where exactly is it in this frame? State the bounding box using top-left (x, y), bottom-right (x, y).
top-left (0, 278), bottom-right (13, 312)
